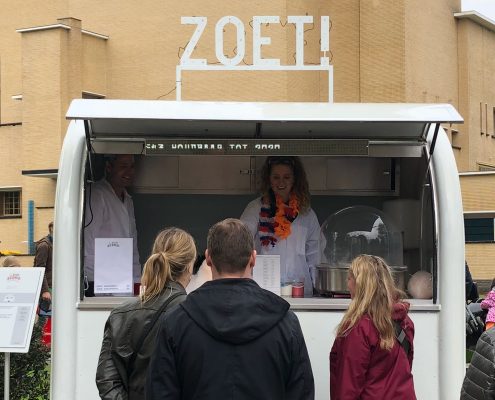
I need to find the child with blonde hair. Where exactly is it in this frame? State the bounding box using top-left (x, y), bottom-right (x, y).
top-left (330, 255), bottom-right (416, 399)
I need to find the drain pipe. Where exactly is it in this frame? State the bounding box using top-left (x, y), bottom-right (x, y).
top-left (28, 200), bottom-right (34, 254)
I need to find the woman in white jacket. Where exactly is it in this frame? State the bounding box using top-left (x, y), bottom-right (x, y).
top-left (241, 156), bottom-right (320, 297)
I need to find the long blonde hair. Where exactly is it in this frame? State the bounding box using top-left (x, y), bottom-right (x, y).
top-left (336, 255), bottom-right (403, 350)
top-left (140, 227), bottom-right (196, 303)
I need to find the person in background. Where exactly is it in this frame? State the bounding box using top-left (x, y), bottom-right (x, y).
top-left (96, 227), bottom-right (196, 400)
top-left (146, 218), bottom-right (314, 400)
top-left (240, 156), bottom-right (320, 297)
top-left (84, 154), bottom-right (141, 296)
top-left (465, 261), bottom-right (479, 303)
top-left (2, 255), bottom-right (21, 267)
top-left (481, 277), bottom-right (495, 330)
top-left (461, 326), bottom-right (495, 399)
top-left (330, 255), bottom-right (416, 400)
top-left (34, 221), bottom-right (53, 301)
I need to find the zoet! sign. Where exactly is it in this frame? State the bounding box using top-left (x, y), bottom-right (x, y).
top-left (177, 15), bottom-right (333, 101)
top-left (180, 15), bottom-right (330, 67)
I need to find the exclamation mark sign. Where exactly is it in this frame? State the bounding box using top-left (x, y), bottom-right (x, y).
top-left (321, 16), bottom-right (329, 66)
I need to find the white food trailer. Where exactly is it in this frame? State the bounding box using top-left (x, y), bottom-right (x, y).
top-left (51, 100), bottom-right (464, 399)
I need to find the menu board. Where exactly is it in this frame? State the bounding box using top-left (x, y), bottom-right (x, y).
top-left (253, 255), bottom-right (281, 295)
top-left (94, 238), bottom-right (133, 295)
top-left (0, 267), bottom-right (44, 353)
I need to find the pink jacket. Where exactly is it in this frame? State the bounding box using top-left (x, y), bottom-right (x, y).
top-left (481, 290), bottom-right (495, 323)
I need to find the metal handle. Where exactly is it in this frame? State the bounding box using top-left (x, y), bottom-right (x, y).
top-left (239, 169), bottom-right (255, 175)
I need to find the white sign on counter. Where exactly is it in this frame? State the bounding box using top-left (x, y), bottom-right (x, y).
top-left (0, 267), bottom-right (44, 353)
top-left (94, 238), bottom-right (133, 295)
top-left (253, 255), bottom-right (281, 295)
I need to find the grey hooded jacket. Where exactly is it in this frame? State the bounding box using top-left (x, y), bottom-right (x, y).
top-left (461, 328), bottom-right (495, 399)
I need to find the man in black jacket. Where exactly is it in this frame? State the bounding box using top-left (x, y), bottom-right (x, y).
top-left (146, 218), bottom-right (315, 400)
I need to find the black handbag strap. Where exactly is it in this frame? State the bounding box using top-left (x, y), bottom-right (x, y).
top-left (393, 320), bottom-right (411, 356)
top-left (128, 290), bottom-right (184, 370)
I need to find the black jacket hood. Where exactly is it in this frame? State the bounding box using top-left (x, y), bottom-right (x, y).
top-left (181, 278), bottom-right (290, 345)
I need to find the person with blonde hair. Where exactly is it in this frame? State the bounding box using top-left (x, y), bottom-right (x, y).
top-left (240, 156), bottom-right (320, 297)
top-left (96, 227), bottom-right (196, 400)
top-left (2, 255), bottom-right (21, 267)
top-left (330, 255), bottom-right (416, 400)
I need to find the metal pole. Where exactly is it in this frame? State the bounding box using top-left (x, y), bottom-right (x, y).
top-left (4, 352), bottom-right (10, 400)
top-left (176, 65), bottom-right (182, 101)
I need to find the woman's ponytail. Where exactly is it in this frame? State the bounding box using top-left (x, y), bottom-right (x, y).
top-left (140, 228), bottom-right (196, 303)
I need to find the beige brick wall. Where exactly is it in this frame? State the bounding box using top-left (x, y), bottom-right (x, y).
top-left (0, 125), bottom-right (23, 185)
top-left (326, 0), bottom-right (360, 102)
top-left (457, 20), bottom-right (472, 171)
top-left (0, 124), bottom-right (24, 252)
top-left (404, 0), bottom-right (459, 105)
top-left (467, 243), bottom-right (495, 280)
top-left (58, 17), bottom-right (83, 140)
top-left (21, 28), bottom-right (65, 170)
top-left (460, 173), bottom-right (495, 211)
top-left (360, 0), bottom-right (406, 102)
top-left (457, 19), bottom-right (495, 171)
top-left (0, 0), bottom-right (67, 124)
top-left (0, 215), bottom-right (26, 254)
top-left (82, 33), bottom-right (107, 96)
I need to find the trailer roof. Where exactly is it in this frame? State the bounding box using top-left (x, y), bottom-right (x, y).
top-left (66, 100), bottom-right (463, 140)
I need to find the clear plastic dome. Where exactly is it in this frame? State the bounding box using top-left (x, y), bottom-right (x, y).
top-left (320, 205), bottom-right (403, 267)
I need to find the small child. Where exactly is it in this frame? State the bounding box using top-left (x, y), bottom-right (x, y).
top-left (481, 278), bottom-right (495, 330)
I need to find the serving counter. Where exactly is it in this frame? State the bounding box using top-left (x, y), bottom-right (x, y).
top-left (76, 294), bottom-right (440, 311)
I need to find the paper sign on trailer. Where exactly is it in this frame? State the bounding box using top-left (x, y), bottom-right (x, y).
top-left (253, 255), bottom-right (281, 295)
top-left (94, 238), bottom-right (133, 294)
top-left (0, 267), bottom-right (44, 353)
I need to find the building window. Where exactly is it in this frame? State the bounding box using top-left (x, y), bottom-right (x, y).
top-left (0, 190), bottom-right (21, 217)
top-left (82, 91), bottom-right (105, 99)
top-left (465, 218), bottom-right (494, 242)
top-left (478, 163), bottom-right (495, 171)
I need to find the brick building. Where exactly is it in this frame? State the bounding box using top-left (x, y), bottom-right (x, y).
top-left (0, 0), bottom-right (494, 279)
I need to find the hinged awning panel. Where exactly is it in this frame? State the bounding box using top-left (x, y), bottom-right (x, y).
top-left (66, 100), bottom-right (463, 141)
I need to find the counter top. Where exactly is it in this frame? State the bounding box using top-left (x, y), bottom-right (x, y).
top-left (287, 297), bottom-right (440, 311)
top-left (76, 296), bottom-right (440, 311)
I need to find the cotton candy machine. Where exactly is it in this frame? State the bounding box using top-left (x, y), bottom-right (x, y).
top-left (316, 205), bottom-right (405, 296)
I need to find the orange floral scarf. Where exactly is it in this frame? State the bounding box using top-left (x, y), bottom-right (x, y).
top-left (259, 192), bottom-right (299, 247)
